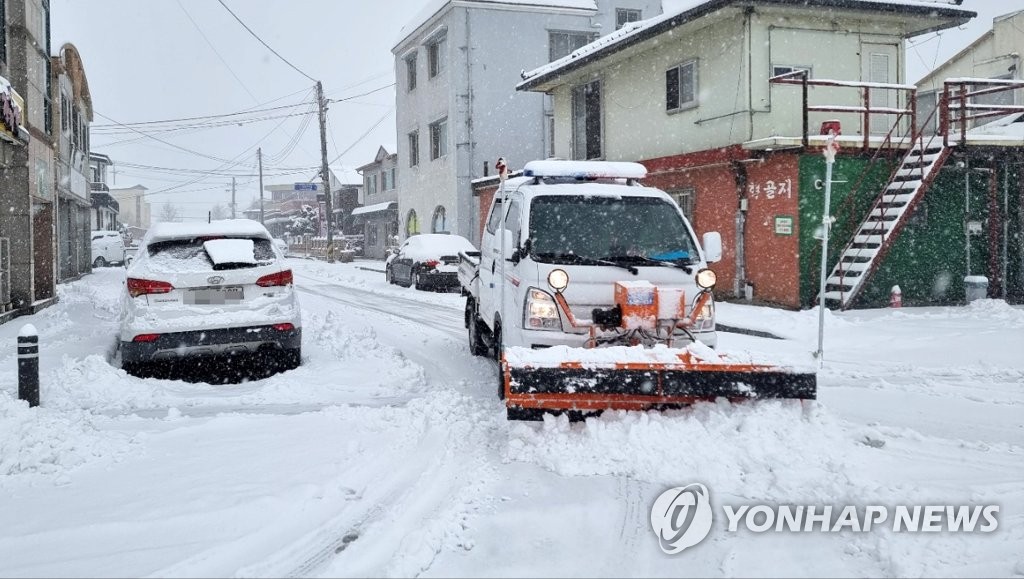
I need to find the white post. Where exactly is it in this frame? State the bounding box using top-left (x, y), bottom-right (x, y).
top-left (816, 131), bottom-right (838, 366)
top-left (497, 158), bottom-right (508, 359)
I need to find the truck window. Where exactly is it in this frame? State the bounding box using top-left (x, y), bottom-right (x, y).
top-left (505, 199), bottom-right (522, 242)
top-left (528, 195), bottom-right (697, 261)
top-left (485, 198), bottom-right (502, 235)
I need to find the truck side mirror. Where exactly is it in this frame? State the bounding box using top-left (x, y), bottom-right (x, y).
top-left (702, 231), bottom-right (723, 263)
top-left (502, 229), bottom-right (520, 264)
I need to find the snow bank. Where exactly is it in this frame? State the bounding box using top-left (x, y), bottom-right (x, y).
top-left (0, 392), bottom-right (135, 482)
top-left (506, 400), bottom-right (867, 502)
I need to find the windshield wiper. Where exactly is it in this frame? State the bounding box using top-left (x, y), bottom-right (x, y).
top-left (601, 254), bottom-right (694, 274)
top-left (533, 252), bottom-right (638, 275)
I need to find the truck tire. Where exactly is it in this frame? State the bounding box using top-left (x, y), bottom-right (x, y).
top-left (466, 299), bottom-right (488, 357)
top-left (494, 321), bottom-right (505, 400)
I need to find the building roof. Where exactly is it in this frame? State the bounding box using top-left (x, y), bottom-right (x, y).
top-left (518, 0), bottom-right (974, 91)
top-left (394, 0), bottom-right (598, 51)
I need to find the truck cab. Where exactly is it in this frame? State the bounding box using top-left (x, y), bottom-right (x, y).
top-left (462, 160), bottom-right (722, 358)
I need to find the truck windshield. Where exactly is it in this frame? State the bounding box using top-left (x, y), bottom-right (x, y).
top-left (528, 195), bottom-right (698, 263)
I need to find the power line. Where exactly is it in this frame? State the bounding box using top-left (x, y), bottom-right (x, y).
top-left (176, 0), bottom-right (259, 103)
top-left (327, 83), bottom-right (396, 104)
top-left (90, 100), bottom-right (313, 129)
top-left (216, 0), bottom-right (316, 83)
top-left (327, 107), bottom-right (394, 167)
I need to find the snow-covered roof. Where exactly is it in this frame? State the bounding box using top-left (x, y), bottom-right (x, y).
top-left (143, 219), bottom-right (272, 246)
top-left (395, 0), bottom-right (597, 50)
top-left (518, 0), bottom-right (974, 91)
top-left (351, 201), bottom-right (398, 216)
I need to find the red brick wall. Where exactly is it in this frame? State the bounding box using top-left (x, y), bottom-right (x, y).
top-left (642, 147), bottom-right (801, 307)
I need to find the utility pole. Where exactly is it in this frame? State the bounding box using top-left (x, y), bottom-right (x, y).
top-left (258, 147), bottom-right (265, 225)
top-left (230, 177), bottom-right (237, 219)
top-left (316, 81), bottom-right (334, 259)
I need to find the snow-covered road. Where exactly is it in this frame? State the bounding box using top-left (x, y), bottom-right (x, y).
top-left (1, 259), bottom-right (1021, 577)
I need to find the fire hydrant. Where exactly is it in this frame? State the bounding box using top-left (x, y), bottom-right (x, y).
top-left (890, 285), bottom-right (902, 308)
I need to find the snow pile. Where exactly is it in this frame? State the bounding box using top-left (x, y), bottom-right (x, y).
top-left (507, 400), bottom-right (868, 502)
top-left (0, 392), bottom-right (135, 481)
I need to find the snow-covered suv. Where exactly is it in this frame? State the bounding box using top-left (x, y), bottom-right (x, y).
top-left (118, 220), bottom-right (301, 374)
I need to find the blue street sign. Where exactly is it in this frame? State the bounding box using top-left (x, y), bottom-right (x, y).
top-left (294, 183), bottom-right (318, 191)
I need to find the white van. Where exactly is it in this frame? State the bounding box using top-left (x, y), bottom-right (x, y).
top-left (91, 230), bottom-right (126, 267)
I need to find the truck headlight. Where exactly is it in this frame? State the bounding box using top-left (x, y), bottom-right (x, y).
top-left (696, 268), bottom-right (717, 289)
top-left (525, 288), bottom-right (561, 330)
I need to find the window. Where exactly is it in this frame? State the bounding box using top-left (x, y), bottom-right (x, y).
top-left (549, 31), bottom-right (593, 61)
top-left (404, 52), bottom-right (417, 91)
top-left (615, 8), bottom-right (641, 29)
top-left (485, 198), bottom-right (503, 235)
top-left (368, 224), bottom-right (378, 247)
top-left (429, 117), bottom-right (448, 160)
top-left (427, 34), bottom-right (446, 78)
top-left (666, 59), bottom-right (698, 113)
top-left (571, 80), bottom-right (602, 160)
top-left (669, 187), bottom-right (696, 224)
top-left (406, 209), bottom-right (419, 236)
top-left (60, 94), bottom-right (68, 132)
top-left (771, 65), bottom-right (811, 79)
top-left (380, 170), bottom-right (388, 191)
top-left (408, 131), bottom-right (419, 167)
top-left (505, 198), bottom-right (522, 243)
top-left (431, 205), bottom-right (447, 233)
top-left (916, 90), bottom-right (939, 135)
top-left (389, 168), bottom-right (396, 189)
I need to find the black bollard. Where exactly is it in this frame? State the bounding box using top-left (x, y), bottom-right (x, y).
top-left (18, 324), bottom-right (39, 407)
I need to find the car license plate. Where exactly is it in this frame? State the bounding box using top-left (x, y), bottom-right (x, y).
top-left (186, 286), bottom-right (244, 305)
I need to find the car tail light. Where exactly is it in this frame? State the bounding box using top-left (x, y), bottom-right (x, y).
top-left (425, 259), bottom-right (439, 269)
top-left (133, 333), bottom-right (161, 343)
top-left (127, 278), bottom-right (173, 298)
top-left (272, 323), bottom-right (295, 332)
top-left (257, 270), bottom-right (293, 287)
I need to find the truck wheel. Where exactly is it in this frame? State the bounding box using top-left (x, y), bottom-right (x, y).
top-left (494, 322), bottom-right (505, 400)
top-left (466, 299), bottom-right (488, 357)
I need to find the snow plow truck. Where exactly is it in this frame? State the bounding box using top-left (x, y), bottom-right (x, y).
top-left (458, 160), bottom-right (816, 420)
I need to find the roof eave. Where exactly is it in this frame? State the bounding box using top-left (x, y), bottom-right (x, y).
top-left (518, 0), bottom-right (976, 92)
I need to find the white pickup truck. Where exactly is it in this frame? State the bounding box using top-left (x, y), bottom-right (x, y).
top-left (458, 159), bottom-right (723, 366)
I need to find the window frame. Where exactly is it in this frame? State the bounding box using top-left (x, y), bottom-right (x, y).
top-left (669, 186), bottom-right (696, 225)
top-left (615, 8), bottom-right (642, 30)
top-left (427, 33), bottom-right (447, 79)
top-left (429, 117), bottom-right (448, 160)
top-left (665, 58), bottom-right (699, 114)
top-left (431, 205), bottom-right (447, 233)
top-left (548, 30), bottom-right (595, 62)
top-left (771, 64), bottom-right (812, 79)
top-left (408, 130), bottom-right (420, 167)
top-left (404, 51), bottom-right (417, 91)
top-left (571, 79), bottom-right (603, 160)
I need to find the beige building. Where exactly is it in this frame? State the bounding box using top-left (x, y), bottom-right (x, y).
top-left (111, 185), bottom-right (151, 229)
top-left (916, 9), bottom-right (1023, 133)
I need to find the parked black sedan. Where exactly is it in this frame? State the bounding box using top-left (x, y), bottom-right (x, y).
top-left (386, 233), bottom-right (476, 291)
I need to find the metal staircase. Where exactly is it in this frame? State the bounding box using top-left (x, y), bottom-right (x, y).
top-left (822, 134), bottom-right (950, 308)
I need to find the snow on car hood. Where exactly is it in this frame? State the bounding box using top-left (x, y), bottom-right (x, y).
top-left (402, 235), bottom-right (476, 261)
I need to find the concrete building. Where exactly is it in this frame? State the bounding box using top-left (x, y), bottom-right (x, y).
top-left (52, 43), bottom-right (93, 282)
top-left (515, 0), bottom-right (1016, 309)
top-left (111, 184), bottom-right (150, 229)
top-left (0, 0), bottom-right (58, 316)
top-left (354, 146), bottom-right (400, 259)
top-left (915, 9), bottom-right (1024, 135)
top-left (88, 152), bottom-right (119, 232)
top-left (393, 0), bottom-right (661, 245)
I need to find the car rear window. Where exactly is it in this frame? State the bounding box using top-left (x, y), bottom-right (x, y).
top-left (146, 237), bottom-right (276, 272)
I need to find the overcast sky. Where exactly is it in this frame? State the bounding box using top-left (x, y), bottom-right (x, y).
top-left (52, 0), bottom-right (1011, 221)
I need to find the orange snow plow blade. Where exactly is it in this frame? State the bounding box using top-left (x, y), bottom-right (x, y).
top-left (503, 349), bottom-right (816, 414)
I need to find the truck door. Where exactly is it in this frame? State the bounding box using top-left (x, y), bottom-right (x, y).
top-left (478, 197), bottom-right (502, 326)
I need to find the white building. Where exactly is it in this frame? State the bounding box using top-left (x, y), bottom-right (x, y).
top-left (392, 0), bottom-right (661, 244)
top-left (111, 185), bottom-right (150, 229)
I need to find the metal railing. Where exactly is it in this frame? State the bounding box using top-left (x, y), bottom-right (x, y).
top-left (941, 78), bottom-right (1024, 147)
top-left (769, 70), bottom-right (918, 152)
